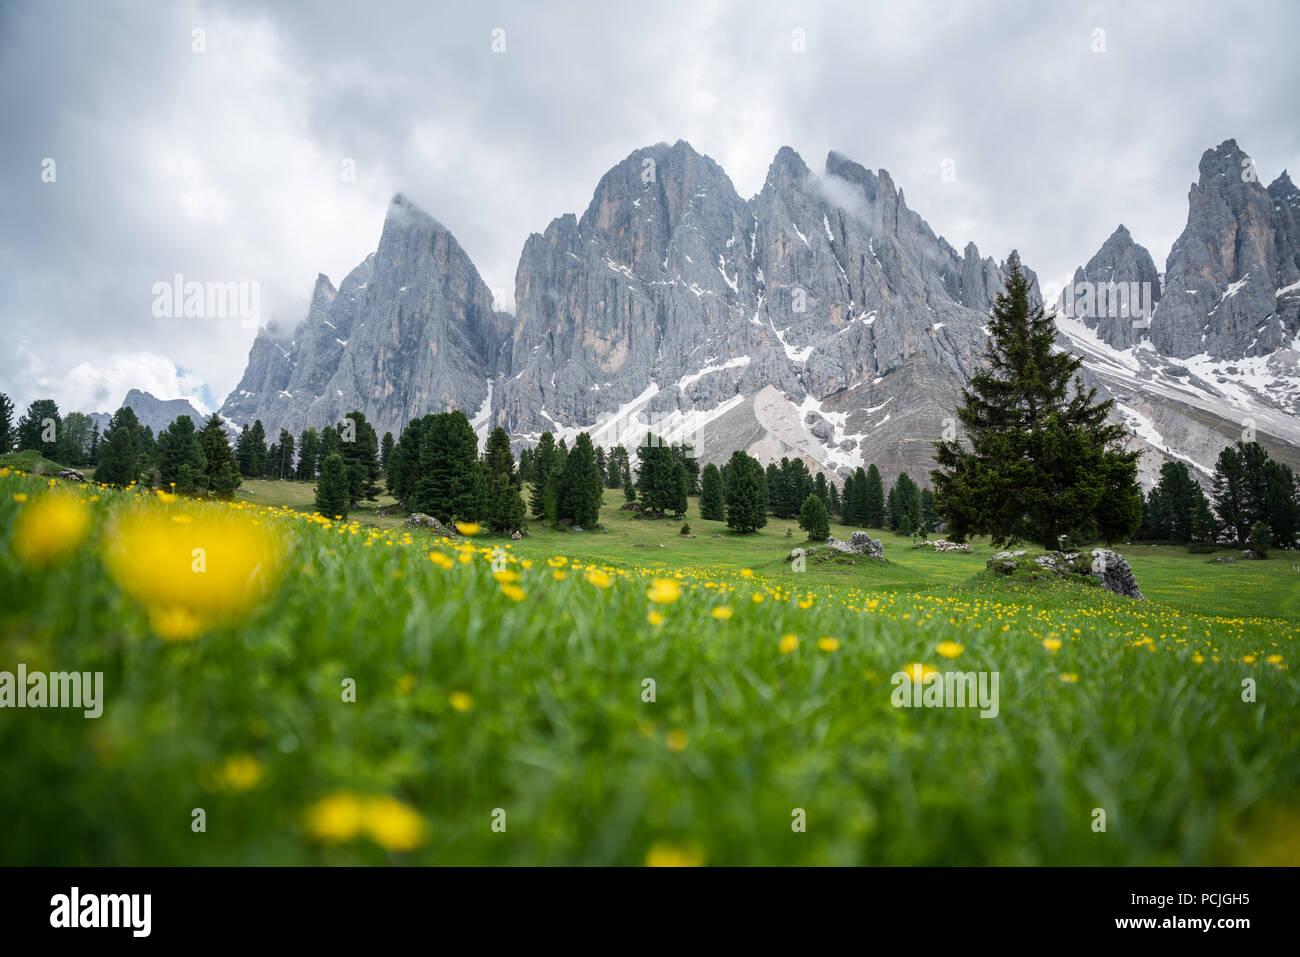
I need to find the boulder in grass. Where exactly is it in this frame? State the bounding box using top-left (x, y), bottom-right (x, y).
top-left (825, 531), bottom-right (884, 558)
top-left (56, 469), bottom-right (86, 482)
top-left (404, 513), bottom-right (456, 536)
top-left (1089, 549), bottom-right (1145, 600)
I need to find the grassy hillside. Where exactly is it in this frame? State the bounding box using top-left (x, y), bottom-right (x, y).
top-left (1, 466), bottom-right (1296, 865)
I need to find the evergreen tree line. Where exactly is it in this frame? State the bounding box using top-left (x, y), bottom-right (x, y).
top-left (1136, 444), bottom-right (1300, 549)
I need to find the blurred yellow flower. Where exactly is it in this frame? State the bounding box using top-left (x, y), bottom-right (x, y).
top-left (552, 570), bottom-right (567, 581)
top-left (647, 610), bottom-right (665, 626)
top-left (1060, 673), bottom-right (1079, 684)
top-left (450, 691), bottom-right (473, 712)
top-left (666, 729), bottom-right (688, 752)
top-left (585, 569), bottom-right (613, 588)
top-left (901, 663), bottom-right (939, 682)
top-left (455, 522), bottom-right (480, 536)
top-left (711, 606), bottom-right (733, 620)
top-left (818, 637), bottom-right (840, 652)
top-left (645, 842), bottom-right (704, 867)
top-left (12, 493), bottom-right (90, 566)
top-left (394, 674), bottom-right (415, 695)
top-left (935, 641), bottom-right (963, 659)
top-left (779, 633), bottom-right (799, 654)
top-left (306, 792), bottom-right (366, 843)
top-left (798, 597), bottom-right (814, 610)
top-left (493, 569), bottom-right (520, 583)
top-left (429, 551), bottom-right (454, 569)
top-left (218, 754), bottom-right (265, 791)
top-left (500, 583), bottom-right (525, 601)
top-left (1042, 638), bottom-right (1062, 652)
top-left (103, 508), bottom-right (284, 640)
top-left (362, 796), bottom-right (428, 852)
top-left (646, 578), bottom-right (681, 603)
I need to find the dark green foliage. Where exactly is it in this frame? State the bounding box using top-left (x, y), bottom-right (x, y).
top-left (380, 431), bottom-right (395, 476)
top-left (1140, 461), bottom-right (1214, 543)
top-left (699, 463), bottom-right (725, 521)
top-left (828, 479), bottom-right (840, 518)
top-left (1249, 520), bottom-right (1270, 558)
top-left (606, 445), bottom-right (631, 489)
top-left (411, 411), bottom-right (481, 524)
top-left (55, 412), bottom-right (93, 466)
top-left (315, 453), bottom-right (351, 520)
top-left (0, 393), bottom-right (13, 453)
top-left (97, 406), bottom-right (143, 487)
top-left (529, 432), bottom-right (560, 520)
top-left (199, 414), bottom-right (241, 500)
top-left (636, 434), bottom-right (682, 516)
top-left (270, 429), bottom-right (295, 480)
top-left (725, 450), bottom-right (767, 533)
top-left (1211, 440), bottom-right (1300, 547)
top-left (863, 464), bottom-right (886, 526)
top-left (296, 428), bottom-right (320, 480)
top-left (931, 255), bottom-right (1141, 548)
top-left (16, 399), bottom-right (60, 458)
top-left (482, 427), bottom-right (526, 533)
top-left (799, 493), bottom-right (830, 542)
top-left (156, 415), bottom-right (207, 494)
top-left (338, 411), bottom-right (381, 504)
top-left (318, 425), bottom-right (342, 473)
top-left (557, 432), bottom-right (603, 528)
top-left (236, 420), bottom-right (268, 478)
top-left (887, 473), bottom-right (923, 532)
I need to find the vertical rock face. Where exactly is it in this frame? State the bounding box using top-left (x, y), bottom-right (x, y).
top-left (220, 196), bottom-right (511, 440)
top-left (1058, 225), bottom-right (1162, 350)
top-left (495, 140), bottom-right (1034, 486)
top-left (1150, 140), bottom-right (1300, 358)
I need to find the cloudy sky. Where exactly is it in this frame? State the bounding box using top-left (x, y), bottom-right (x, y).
top-left (2, 0), bottom-right (1296, 416)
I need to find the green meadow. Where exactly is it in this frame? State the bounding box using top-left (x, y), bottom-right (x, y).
top-left (1, 466), bottom-right (1297, 865)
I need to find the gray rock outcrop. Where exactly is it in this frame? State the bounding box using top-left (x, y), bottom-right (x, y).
top-left (825, 531), bottom-right (884, 558)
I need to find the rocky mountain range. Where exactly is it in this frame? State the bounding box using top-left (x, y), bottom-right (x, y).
top-left (91, 389), bottom-right (207, 436)
top-left (218, 138), bottom-right (1300, 490)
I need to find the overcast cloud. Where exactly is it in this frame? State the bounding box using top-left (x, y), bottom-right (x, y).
top-left (2, 0), bottom-right (1296, 416)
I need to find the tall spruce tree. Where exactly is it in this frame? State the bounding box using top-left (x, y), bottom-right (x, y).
top-left (558, 432), bottom-right (603, 528)
top-left (411, 411), bottom-right (480, 524)
top-left (338, 411), bottom-right (381, 504)
top-left (725, 450), bottom-right (767, 533)
top-left (799, 493), bottom-right (830, 542)
top-left (97, 406), bottom-right (143, 487)
top-left (16, 399), bottom-right (61, 458)
top-left (482, 427), bottom-right (526, 533)
top-left (931, 254), bottom-right (1140, 547)
top-left (863, 465), bottom-right (886, 527)
top-left (296, 428), bottom-right (320, 480)
top-left (315, 453), bottom-right (351, 520)
top-left (530, 432), bottom-right (559, 520)
top-left (0, 392), bottom-right (13, 454)
top-left (636, 434), bottom-right (679, 516)
top-left (157, 415), bottom-right (207, 494)
top-left (699, 463), bottom-right (725, 521)
top-left (199, 414), bottom-right (241, 499)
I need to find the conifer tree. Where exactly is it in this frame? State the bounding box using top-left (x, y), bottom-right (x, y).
top-left (799, 493), bottom-right (830, 542)
top-left (482, 427), bottom-right (526, 533)
top-left (411, 411), bottom-right (480, 524)
top-left (863, 464), bottom-right (886, 527)
top-left (16, 399), bottom-right (61, 458)
top-left (932, 254), bottom-right (1140, 547)
top-left (724, 450), bottom-right (767, 533)
top-left (157, 415), bottom-right (207, 494)
top-left (296, 428), bottom-right (320, 480)
top-left (315, 453), bottom-right (351, 520)
top-left (558, 432), bottom-right (603, 528)
top-left (0, 392), bottom-right (13, 454)
top-left (699, 463), bottom-right (725, 521)
top-left (199, 414), bottom-right (241, 500)
top-left (97, 406), bottom-right (143, 487)
top-left (338, 411), bottom-right (381, 504)
top-left (530, 432), bottom-right (559, 520)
